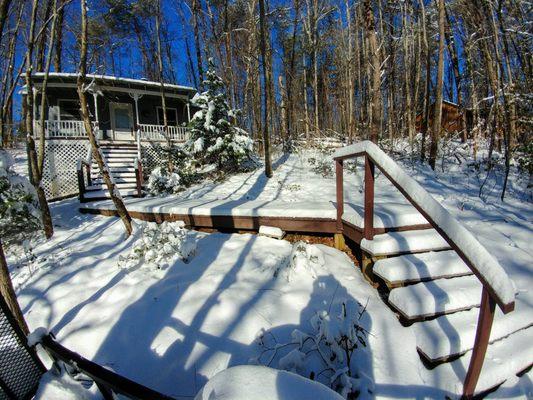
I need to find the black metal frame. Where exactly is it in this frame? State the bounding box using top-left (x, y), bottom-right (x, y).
top-left (0, 295), bottom-right (45, 400)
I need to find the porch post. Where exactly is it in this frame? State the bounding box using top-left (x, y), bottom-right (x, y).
top-left (133, 93), bottom-right (141, 128)
top-left (334, 159), bottom-right (345, 250)
top-left (92, 92), bottom-right (99, 138)
top-left (186, 102), bottom-right (191, 122)
top-left (364, 155), bottom-right (375, 241)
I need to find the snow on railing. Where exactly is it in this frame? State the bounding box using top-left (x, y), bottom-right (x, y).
top-left (138, 124), bottom-right (188, 142)
top-left (333, 140), bottom-right (515, 398)
top-left (333, 141), bottom-right (515, 311)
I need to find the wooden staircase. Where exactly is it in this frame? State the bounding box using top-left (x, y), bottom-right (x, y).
top-left (333, 141), bottom-right (531, 397)
top-left (78, 143), bottom-right (143, 202)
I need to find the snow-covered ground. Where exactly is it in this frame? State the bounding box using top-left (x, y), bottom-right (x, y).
top-left (7, 145), bottom-right (533, 398)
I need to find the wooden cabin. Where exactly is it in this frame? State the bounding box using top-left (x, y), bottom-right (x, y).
top-left (416, 100), bottom-right (472, 134)
top-left (27, 73), bottom-right (197, 142)
top-left (21, 73), bottom-right (197, 201)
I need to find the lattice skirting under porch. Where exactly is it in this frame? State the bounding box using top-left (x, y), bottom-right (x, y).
top-left (42, 139), bottom-right (90, 200)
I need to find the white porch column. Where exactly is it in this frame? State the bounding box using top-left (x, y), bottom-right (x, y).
top-left (133, 93), bottom-right (141, 127)
top-left (186, 102), bottom-right (191, 122)
top-left (92, 92), bottom-right (99, 122)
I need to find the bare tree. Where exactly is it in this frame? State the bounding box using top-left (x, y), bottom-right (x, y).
top-left (258, 0), bottom-right (272, 177)
top-left (428, 0), bottom-right (445, 170)
top-left (24, 0), bottom-right (54, 239)
top-left (0, 239), bottom-right (29, 334)
top-left (77, 0), bottom-right (132, 236)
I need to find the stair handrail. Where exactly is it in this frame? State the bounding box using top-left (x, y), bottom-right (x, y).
top-left (76, 147), bottom-right (93, 202)
top-left (333, 140), bottom-right (515, 398)
top-left (134, 157), bottom-right (143, 197)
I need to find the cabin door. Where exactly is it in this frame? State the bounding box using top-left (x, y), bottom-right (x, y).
top-left (110, 102), bottom-right (134, 141)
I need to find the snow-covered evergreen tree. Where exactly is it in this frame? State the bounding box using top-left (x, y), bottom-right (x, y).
top-left (186, 60), bottom-right (254, 172)
top-left (0, 150), bottom-right (41, 242)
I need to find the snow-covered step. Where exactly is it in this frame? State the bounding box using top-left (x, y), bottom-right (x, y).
top-left (102, 155), bottom-right (137, 161)
top-left (374, 250), bottom-right (472, 287)
top-left (388, 275), bottom-right (482, 320)
top-left (415, 296), bottom-right (533, 364)
top-left (102, 148), bottom-right (138, 154)
top-left (91, 178), bottom-right (137, 185)
top-left (91, 172), bottom-right (136, 179)
top-left (101, 157), bottom-right (136, 163)
top-left (360, 229), bottom-right (450, 257)
top-left (92, 167), bottom-right (136, 173)
top-left (446, 327), bottom-right (533, 395)
top-left (84, 188), bottom-right (139, 199)
top-left (86, 183), bottom-right (138, 191)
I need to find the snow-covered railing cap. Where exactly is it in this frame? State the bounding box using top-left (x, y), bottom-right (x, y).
top-left (333, 141), bottom-right (515, 313)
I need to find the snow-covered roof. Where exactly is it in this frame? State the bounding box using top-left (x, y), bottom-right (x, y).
top-left (30, 72), bottom-right (197, 96)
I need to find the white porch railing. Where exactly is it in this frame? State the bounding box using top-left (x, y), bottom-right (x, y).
top-left (41, 120), bottom-right (87, 138)
top-left (138, 124), bottom-right (188, 142)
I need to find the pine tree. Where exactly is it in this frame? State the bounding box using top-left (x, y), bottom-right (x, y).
top-left (186, 60), bottom-right (253, 172)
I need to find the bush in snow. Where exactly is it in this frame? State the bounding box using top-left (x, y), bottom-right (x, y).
top-left (147, 145), bottom-right (196, 195)
top-left (274, 241), bottom-right (325, 281)
top-left (0, 150), bottom-right (41, 243)
top-left (185, 60), bottom-right (254, 173)
top-left (119, 221), bottom-right (197, 270)
top-left (255, 299), bottom-right (373, 399)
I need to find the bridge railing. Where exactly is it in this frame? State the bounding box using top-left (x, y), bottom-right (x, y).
top-left (333, 140), bottom-right (515, 398)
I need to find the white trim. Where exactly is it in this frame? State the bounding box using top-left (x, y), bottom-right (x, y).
top-left (156, 106), bottom-right (178, 125)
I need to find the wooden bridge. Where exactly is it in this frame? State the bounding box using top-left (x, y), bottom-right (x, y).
top-left (80, 141), bottom-right (531, 398)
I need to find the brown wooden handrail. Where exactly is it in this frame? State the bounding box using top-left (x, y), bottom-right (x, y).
top-left (134, 157), bottom-right (143, 197)
top-left (39, 334), bottom-right (175, 400)
top-left (333, 141), bottom-right (515, 398)
top-left (77, 159), bottom-right (92, 203)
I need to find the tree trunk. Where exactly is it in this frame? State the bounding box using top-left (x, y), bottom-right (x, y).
top-left (0, 239), bottom-right (29, 335)
top-left (24, 0), bottom-right (54, 239)
top-left (78, 0), bottom-right (132, 237)
top-left (429, 0), bottom-right (445, 170)
top-left (258, 0), bottom-right (272, 177)
top-left (53, 0), bottom-right (65, 71)
top-left (363, 0), bottom-right (381, 143)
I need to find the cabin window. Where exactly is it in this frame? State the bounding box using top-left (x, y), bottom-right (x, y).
top-left (156, 107), bottom-right (178, 126)
top-left (58, 99), bottom-right (81, 121)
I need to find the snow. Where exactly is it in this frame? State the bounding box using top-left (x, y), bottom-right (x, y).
top-left (34, 368), bottom-right (101, 400)
top-left (194, 365), bottom-right (344, 400)
top-left (7, 143), bottom-right (533, 399)
top-left (415, 295), bottom-right (533, 362)
top-left (360, 229), bottom-right (451, 256)
top-left (30, 72), bottom-right (196, 94)
top-left (373, 250), bottom-right (472, 285)
top-left (259, 225), bottom-right (285, 239)
top-left (334, 141), bottom-right (517, 308)
top-left (389, 275), bottom-right (482, 319)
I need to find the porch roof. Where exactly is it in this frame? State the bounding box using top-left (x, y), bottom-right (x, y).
top-left (26, 72), bottom-right (197, 99)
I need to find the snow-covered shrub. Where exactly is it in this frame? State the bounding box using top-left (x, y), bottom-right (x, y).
top-left (147, 167), bottom-right (183, 195)
top-left (186, 60), bottom-right (254, 173)
top-left (147, 145), bottom-right (196, 196)
top-left (274, 241), bottom-right (325, 281)
top-left (119, 221), bottom-right (197, 270)
top-left (255, 299), bottom-right (373, 399)
top-left (0, 150), bottom-right (41, 242)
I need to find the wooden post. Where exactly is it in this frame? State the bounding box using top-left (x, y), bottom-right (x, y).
top-left (364, 155), bottom-right (375, 240)
top-left (463, 288), bottom-right (496, 398)
top-left (334, 159), bottom-right (345, 250)
top-left (77, 164), bottom-right (85, 203)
